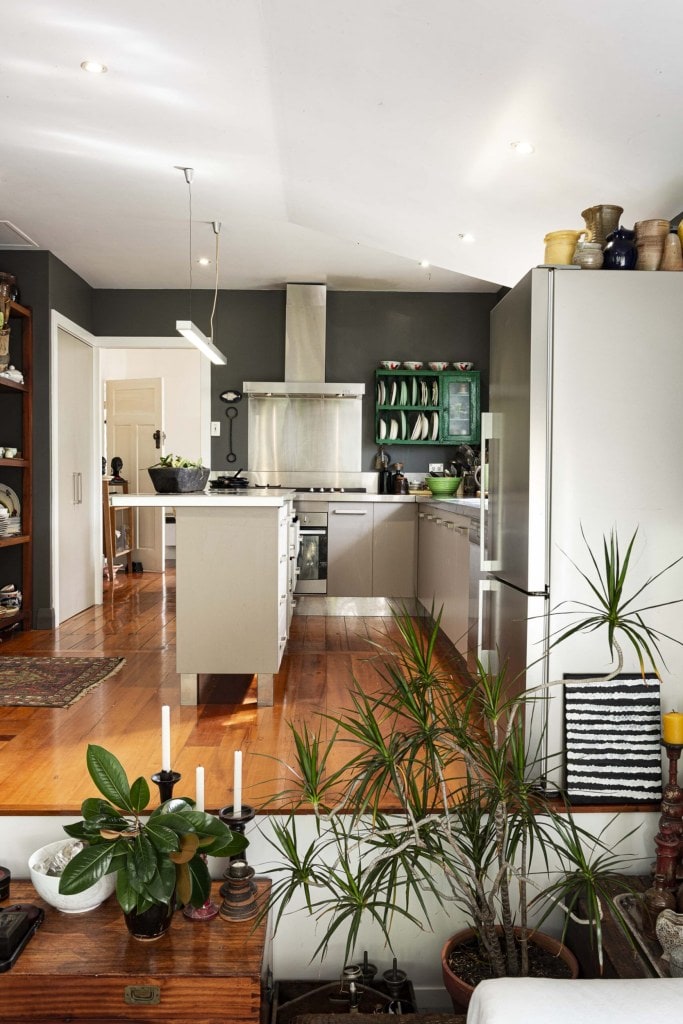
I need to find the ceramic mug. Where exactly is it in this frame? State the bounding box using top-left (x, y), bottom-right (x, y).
top-left (4, 447), bottom-right (16, 458)
top-left (0, 447), bottom-right (4, 458)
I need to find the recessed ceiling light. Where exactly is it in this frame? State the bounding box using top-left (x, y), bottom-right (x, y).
top-left (511, 140), bottom-right (535, 155)
top-left (458, 233), bottom-right (475, 244)
top-left (419, 259), bottom-right (430, 269)
top-left (80, 60), bottom-right (108, 74)
top-left (197, 257), bottom-right (211, 266)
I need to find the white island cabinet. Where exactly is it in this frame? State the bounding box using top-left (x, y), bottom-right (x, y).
top-left (110, 490), bottom-right (293, 706)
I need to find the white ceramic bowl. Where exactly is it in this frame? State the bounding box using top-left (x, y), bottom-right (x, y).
top-left (402, 361), bottom-right (423, 370)
top-left (380, 360), bottom-right (401, 370)
top-left (29, 839), bottom-right (117, 913)
top-left (453, 361), bottom-right (474, 371)
top-left (428, 361), bottom-right (449, 371)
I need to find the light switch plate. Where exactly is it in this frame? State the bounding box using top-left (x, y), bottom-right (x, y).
top-left (211, 421), bottom-right (221, 436)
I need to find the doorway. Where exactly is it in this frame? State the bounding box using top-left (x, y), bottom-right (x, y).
top-left (105, 377), bottom-right (165, 572)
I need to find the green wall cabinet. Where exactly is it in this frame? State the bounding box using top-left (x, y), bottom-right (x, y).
top-left (375, 369), bottom-right (480, 445)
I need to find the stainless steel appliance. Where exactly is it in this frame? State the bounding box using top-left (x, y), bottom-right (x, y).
top-left (295, 507), bottom-right (328, 594)
top-left (482, 267), bottom-right (683, 784)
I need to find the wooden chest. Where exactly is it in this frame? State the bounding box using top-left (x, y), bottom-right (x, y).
top-left (1, 881), bottom-right (271, 1024)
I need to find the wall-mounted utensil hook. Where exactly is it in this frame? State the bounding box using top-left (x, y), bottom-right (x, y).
top-left (225, 406), bottom-right (238, 462)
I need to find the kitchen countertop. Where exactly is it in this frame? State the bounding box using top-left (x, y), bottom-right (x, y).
top-left (111, 491), bottom-right (484, 511)
top-left (110, 489), bottom-right (295, 507)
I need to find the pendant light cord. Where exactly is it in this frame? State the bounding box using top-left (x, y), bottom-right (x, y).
top-left (185, 168), bottom-right (193, 323)
top-left (210, 221), bottom-right (221, 343)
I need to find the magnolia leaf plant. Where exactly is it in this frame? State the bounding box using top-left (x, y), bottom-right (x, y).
top-left (59, 745), bottom-right (246, 914)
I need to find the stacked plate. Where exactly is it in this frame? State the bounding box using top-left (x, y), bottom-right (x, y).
top-left (0, 485), bottom-right (21, 536)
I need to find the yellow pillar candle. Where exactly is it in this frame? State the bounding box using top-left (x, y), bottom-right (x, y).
top-left (663, 711), bottom-right (683, 745)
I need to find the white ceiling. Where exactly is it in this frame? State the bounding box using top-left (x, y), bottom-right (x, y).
top-left (3, 0), bottom-right (682, 293)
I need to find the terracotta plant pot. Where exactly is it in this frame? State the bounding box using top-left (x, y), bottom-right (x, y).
top-left (440, 927), bottom-right (579, 1013)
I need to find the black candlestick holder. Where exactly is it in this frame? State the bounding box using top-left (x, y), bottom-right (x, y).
top-left (218, 804), bottom-right (255, 863)
top-left (151, 770), bottom-right (181, 803)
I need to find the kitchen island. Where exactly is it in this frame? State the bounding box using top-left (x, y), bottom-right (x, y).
top-left (111, 490), bottom-right (295, 706)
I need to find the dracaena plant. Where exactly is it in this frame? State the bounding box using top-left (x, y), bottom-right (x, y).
top-left (59, 744), bottom-right (246, 913)
top-left (260, 528), bottom-right (682, 978)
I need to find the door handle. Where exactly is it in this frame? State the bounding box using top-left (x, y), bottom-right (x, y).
top-left (331, 509), bottom-right (368, 515)
top-left (152, 428), bottom-right (166, 449)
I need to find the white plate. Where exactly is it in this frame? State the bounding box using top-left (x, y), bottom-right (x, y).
top-left (379, 418), bottom-right (387, 439)
top-left (431, 411), bottom-right (439, 440)
top-left (410, 415), bottom-right (422, 440)
top-left (432, 380), bottom-right (439, 405)
top-left (400, 410), bottom-right (406, 438)
top-left (389, 418), bottom-right (399, 440)
top-left (390, 381), bottom-right (397, 405)
top-left (0, 485), bottom-right (20, 518)
top-left (411, 377), bottom-right (417, 405)
top-left (400, 380), bottom-right (408, 405)
top-left (421, 414), bottom-right (429, 440)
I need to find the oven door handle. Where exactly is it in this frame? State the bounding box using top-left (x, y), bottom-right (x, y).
top-left (300, 528), bottom-right (327, 536)
top-left (331, 509), bottom-right (368, 515)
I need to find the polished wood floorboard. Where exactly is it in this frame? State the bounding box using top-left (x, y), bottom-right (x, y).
top-left (0, 570), bottom-right (468, 816)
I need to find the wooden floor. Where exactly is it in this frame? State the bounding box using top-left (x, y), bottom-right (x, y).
top-left (0, 569), bottom-right (468, 816)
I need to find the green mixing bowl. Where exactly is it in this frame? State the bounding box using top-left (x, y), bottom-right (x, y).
top-left (426, 476), bottom-right (461, 496)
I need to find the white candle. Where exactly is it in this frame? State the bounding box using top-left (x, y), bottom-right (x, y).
top-left (161, 705), bottom-right (171, 772)
top-left (195, 765), bottom-right (205, 812)
top-left (233, 750), bottom-right (242, 816)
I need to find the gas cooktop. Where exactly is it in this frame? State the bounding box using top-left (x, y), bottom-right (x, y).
top-left (210, 481), bottom-right (367, 493)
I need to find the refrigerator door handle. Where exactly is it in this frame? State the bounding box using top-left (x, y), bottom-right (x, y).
top-left (477, 577), bottom-right (498, 673)
top-left (480, 412), bottom-right (501, 573)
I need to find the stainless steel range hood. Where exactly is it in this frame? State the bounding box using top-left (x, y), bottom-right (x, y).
top-left (244, 284), bottom-right (365, 474)
top-left (243, 284), bottom-right (365, 398)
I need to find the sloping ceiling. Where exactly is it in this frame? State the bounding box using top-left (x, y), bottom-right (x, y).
top-left (3, 0), bottom-right (682, 292)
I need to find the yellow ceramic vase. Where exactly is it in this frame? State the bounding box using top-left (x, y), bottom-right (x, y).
top-left (543, 230), bottom-right (586, 265)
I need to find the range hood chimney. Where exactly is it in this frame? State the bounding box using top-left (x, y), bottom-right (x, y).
top-left (243, 284), bottom-right (364, 398)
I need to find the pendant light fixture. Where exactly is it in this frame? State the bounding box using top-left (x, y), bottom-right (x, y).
top-left (175, 166), bottom-right (226, 365)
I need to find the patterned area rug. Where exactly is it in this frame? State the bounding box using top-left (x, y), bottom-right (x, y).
top-left (0, 656), bottom-right (125, 707)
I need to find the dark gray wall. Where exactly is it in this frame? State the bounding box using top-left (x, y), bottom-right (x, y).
top-left (94, 288), bottom-right (498, 473)
top-left (0, 251), bottom-right (499, 626)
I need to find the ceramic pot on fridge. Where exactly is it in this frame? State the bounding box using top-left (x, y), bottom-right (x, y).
top-left (603, 226), bottom-right (637, 270)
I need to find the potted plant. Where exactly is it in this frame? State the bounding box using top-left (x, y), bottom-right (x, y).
top-left (260, 528), bottom-right (682, 1006)
top-left (58, 745), bottom-right (246, 939)
top-left (148, 454), bottom-right (210, 493)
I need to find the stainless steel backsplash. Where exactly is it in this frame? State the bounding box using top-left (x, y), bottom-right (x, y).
top-left (247, 395), bottom-right (363, 473)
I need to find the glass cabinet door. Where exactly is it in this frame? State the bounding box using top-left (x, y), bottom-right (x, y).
top-left (440, 372), bottom-right (480, 444)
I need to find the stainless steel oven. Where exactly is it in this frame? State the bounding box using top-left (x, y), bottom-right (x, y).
top-left (295, 508), bottom-right (328, 594)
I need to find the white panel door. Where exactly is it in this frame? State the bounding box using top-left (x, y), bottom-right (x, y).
top-left (106, 378), bottom-right (164, 572)
top-left (58, 328), bottom-right (96, 622)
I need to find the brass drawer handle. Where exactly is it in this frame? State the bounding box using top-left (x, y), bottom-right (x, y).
top-left (124, 984), bottom-right (161, 1005)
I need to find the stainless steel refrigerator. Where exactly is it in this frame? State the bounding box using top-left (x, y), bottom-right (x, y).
top-left (480, 266), bottom-right (683, 785)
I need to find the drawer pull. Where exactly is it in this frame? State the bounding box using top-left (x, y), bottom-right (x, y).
top-left (124, 984), bottom-right (161, 1005)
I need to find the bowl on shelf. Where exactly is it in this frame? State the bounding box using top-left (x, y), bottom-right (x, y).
top-left (425, 476), bottom-right (461, 496)
top-left (453, 361), bottom-right (474, 371)
top-left (380, 360), bottom-right (401, 370)
top-left (402, 361), bottom-right (423, 370)
top-left (29, 839), bottom-right (116, 913)
top-left (427, 361), bottom-right (449, 371)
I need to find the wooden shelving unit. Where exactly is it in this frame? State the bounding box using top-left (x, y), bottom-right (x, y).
top-left (102, 477), bottom-right (135, 580)
top-left (0, 300), bottom-right (32, 633)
